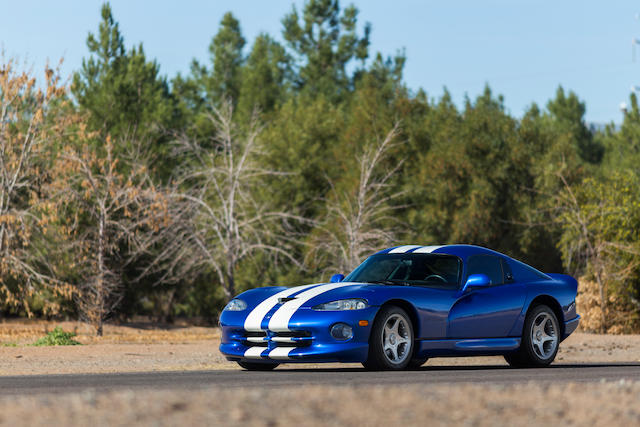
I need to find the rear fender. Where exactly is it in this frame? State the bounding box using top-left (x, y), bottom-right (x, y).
top-left (507, 274), bottom-right (579, 338)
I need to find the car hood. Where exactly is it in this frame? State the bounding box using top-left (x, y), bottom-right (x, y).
top-left (236, 282), bottom-right (380, 310)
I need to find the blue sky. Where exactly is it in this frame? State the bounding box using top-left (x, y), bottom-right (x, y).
top-left (1, 0), bottom-right (638, 124)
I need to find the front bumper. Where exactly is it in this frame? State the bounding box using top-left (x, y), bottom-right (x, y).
top-left (219, 306), bottom-right (377, 363)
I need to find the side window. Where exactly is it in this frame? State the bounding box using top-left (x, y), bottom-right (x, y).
top-left (466, 255), bottom-right (503, 285)
top-left (507, 259), bottom-right (549, 282)
top-left (501, 259), bottom-right (514, 282)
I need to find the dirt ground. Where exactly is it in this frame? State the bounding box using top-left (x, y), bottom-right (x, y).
top-left (1, 320), bottom-right (640, 375)
top-left (1, 321), bottom-right (639, 426)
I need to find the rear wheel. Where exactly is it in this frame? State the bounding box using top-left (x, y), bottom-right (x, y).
top-left (363, 306), bottom-right (414, 371)
top-left (505, 304), bottom-right (559, 368)
top-left (237, 361), bottom-right (279, 371)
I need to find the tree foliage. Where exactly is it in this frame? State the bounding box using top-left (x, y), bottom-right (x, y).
top-left (555, 171), bottom-right (640, 332)
top-left (72, 3), bottom-right (174, 150)
top-left (50, 135), bottom-right (168, 335)
top-left (282, 0), bottom-right (370, 98)
top-left (2, 0), bottom-right (640, 331)
top-left (0, 57), bottom-right (74, 316)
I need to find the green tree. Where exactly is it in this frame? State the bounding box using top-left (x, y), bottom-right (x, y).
top-left (172, 12), bottom-right (246, 141)
top-left (546, 86), bottom-right (602, 165)
top-left (515, 87), bottom-right (602, 271)
top-left (187, 12), bottom-right (245, 108)
top-left (602, 92), bottom-right (640, 172)
top-left (556, 171), bottom-right (640, 332)
top-left (282, 0), bottom-right (370, 98)
top-left (407, 87), bottom-right (528, 257)
top-left (72, 3), bottom-right (174, 149)
top-left (238, 34), bottom-right (291, 115)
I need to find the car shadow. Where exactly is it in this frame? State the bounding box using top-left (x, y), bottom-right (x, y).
top-left (276, 362), bottom-right (640, 373)
top-left (413, 362), bottom-right (640, 371)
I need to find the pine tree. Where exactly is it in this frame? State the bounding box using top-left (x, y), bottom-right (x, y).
top-left (546, 86), bottom-right (603, 165)
top-left (190, 12), bottom-right (246, 107)
top-left (282, 0), bottom-right (370, 99)
top-left (238, 34), bottom-right (290, 115)
top-left (72, 3), bottom-right (174, 148)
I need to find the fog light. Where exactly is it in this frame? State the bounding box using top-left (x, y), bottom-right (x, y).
top-left (330, 323), bottom-right (353, 340)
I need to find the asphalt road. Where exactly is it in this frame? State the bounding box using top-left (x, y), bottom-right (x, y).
top-left (1, 363), bottom-right (639, 396)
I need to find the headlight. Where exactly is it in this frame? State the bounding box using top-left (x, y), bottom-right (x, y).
top-left (312, 299), bottom-right (368, 311)
top-left (223, 299), bottom-right (247, 311)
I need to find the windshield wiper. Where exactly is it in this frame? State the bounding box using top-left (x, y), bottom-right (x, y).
top-left (367, 279), bottom-right (410, 286)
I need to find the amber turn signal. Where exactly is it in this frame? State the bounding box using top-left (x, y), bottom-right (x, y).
top-left (358, 320), bottom-right (368, 326)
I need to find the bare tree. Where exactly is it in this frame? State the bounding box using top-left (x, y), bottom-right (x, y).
top-left (160, 101), bottom-right (303, 300)
top-left (309, 123), bottom-right (404, 273)
top-left (50, 136), bottom-right (168, 335)
top-left (0, 57), bottom-right (73, 315)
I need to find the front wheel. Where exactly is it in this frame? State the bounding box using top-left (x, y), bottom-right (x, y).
top-left (505, 304), bottom-right (559, 368)
top-left (237, 361), bottom-right (279, 371)
top-left (363, 306), bottom-right (414, 371)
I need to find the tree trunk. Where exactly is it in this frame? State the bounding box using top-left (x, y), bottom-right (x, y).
top-left (155, 288), bottom-right (176, 323)
top-left (225, 266), bottom-right (236, 302)
top-left (96, 210), bottom-right (106, 337)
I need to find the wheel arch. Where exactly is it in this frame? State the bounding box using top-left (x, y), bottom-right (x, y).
top-left (525, 294), bottom-right (565, 338)
top-left (377, 299), bottom-right (421, 338)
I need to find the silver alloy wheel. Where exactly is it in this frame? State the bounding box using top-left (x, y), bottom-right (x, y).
top-left (530, 312), bottom-right (558, 360)
top-left (382, 313), bottom-right (411, 364)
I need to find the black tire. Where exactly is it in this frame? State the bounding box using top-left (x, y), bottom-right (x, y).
top-left (503, 351), bottom-right (526, 367)
top-left (362, 306), bottom-right (414, 371)
top-left (505, 304), bottom-right (560, 368)
top-left (237, 361), bottom-right (279, 371)
top-left (408, 356), bottom-right (429, 370)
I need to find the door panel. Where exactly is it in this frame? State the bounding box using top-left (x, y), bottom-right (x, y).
top-left (447, 282), bottom-right (526, 338)
top-left (447, 254), bottom-right (526, 338)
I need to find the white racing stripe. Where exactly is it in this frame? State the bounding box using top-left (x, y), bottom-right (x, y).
top-left (268, 347), bottom-right (294, 359)
top-left (244, 284), bottom-right (319, 332)
top-left (388, 245), bottom-right (422, 253)
top-left (244, 347), bottom-right (266, 358)
top-left (268, 282), bottom-right (355, 332)
top-left (412, 245), bottom-right (443, 253)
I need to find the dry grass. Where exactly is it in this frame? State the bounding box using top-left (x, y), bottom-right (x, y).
top-left (0, 382), bottom-right (639, 426)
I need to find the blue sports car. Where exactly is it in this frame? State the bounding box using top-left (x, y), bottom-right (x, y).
top-left (219, 244), bottom-right (580, 370)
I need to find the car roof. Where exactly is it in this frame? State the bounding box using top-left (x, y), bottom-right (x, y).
top-left (374, 244), bottom-right (507, 260)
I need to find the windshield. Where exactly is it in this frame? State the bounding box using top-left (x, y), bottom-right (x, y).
top-left (344, 254), bottom-right (462, 289)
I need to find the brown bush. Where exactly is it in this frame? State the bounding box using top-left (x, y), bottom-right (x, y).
top-left (576, 277), bottom-right (640, 334)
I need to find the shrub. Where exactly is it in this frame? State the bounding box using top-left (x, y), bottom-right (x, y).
top-left (33, 327), bottom-right (81, 346)
top-left (577, 278), bottom-right (640, 334)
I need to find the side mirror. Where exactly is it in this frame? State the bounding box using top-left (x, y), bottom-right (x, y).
top-left (462, 273), bottom-right (491, 292)
top-left (330, 273), bottom-right (345, 283)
